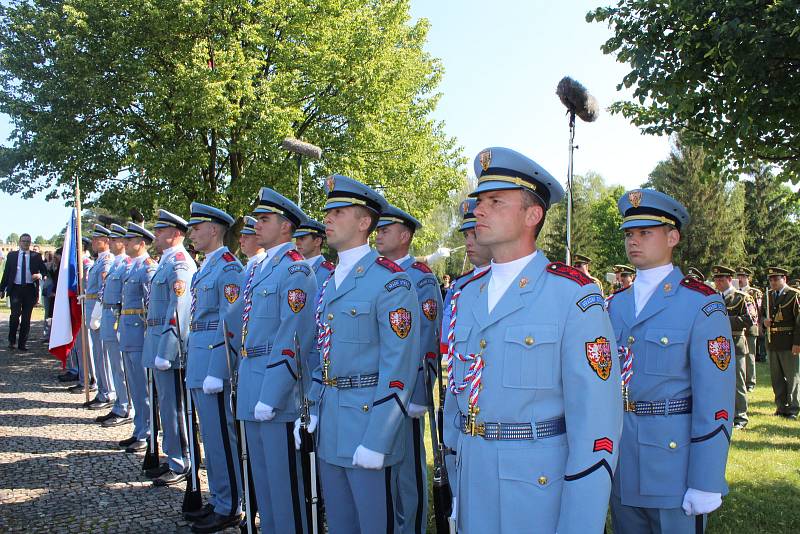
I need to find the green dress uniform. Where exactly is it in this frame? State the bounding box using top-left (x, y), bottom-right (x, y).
top-left (761, 268), bottom-right (800, 418)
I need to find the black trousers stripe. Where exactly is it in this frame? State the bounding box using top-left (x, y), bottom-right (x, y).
top-left (412, 419), bottom-right (424, 534)
top-left (216, 392), bottom-right (239, 514)
top-left (286, 423), bottom-right (304, 533)
top-left (385, 465), bottom-right (395, 534)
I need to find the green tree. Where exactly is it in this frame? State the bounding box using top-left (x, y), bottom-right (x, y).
top-left (6, 232), bottom-right (18, 243)
top-left (0, 0), bottom-right (464, 250)
top-left (743, 164), bottom-right (800, 285)
top-left (643, 134), bottom-right (745, 274)
top-left (588, 1), bottom-right (800, 182)
top-left (34, 235), bottom-right (46, 244)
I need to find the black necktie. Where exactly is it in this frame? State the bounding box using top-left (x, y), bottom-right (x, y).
top-left (21, 252), bottom-right (27, 284)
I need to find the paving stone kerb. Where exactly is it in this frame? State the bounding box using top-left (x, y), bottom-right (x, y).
top-left (0, 316), bottom-right (242, 533)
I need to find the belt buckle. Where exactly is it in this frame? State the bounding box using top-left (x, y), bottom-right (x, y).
top-left (624, 400), bottom-right (637, 413)
top-left (324, 377), bottom-right (338, 387)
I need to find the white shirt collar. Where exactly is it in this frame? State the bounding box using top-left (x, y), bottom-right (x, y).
top-left (487, 251), bottom-right (537, 313)
top-left (335, 243), bottom-right (371, 289)
top-left (248, 250), bottom-right (267, 263)
top-left (199, 246), bottom-right (225, 272)
top-left (304, 254), bottom-right (322, 266)
top-left (159, 244), bottom-right (183, 264)
top-left (395, 254), bottom-right (413, 266)
top-left (633, 263), bottom-right (674, 316)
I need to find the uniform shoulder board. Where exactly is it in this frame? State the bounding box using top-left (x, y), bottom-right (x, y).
top-left (462, 267), bottom-right (491, 288)
top-left (222, 251), bottom-right (236, 263)
top-left (321, 260), bottom-right (335, 271)
top-left (680, 277), bottom-right (716, 296)
top-left (125, 257), bottom-right (133, 265)
top-left (145, 257), bottom-right (156, 265)
top-left (173, 251), bottom-right (186, 261)
top-left (411, 261), bottom-right (432, 274)
top-left (546, 262), bottom-right (594, 286)
top-left (286, 249), bottom-right (304, 262)
top-left (376, 256), bottom-right (403, 273)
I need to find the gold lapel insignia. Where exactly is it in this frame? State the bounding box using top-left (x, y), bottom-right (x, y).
top-left (663, 283), bottom-right (672, 292)
top-left (356, 265), bottom-right (364, 274)
top-left (519, 277), bottom-right (528, 288)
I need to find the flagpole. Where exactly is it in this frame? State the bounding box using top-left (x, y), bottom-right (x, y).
top-left (74, 177), bottom-right (91, 406)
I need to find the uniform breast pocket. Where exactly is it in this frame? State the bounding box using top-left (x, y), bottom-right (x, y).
top-left (253, 284), bottom-right (278, 318)
top-left (336, 301), bottom-right (373, 343)
top-left (644, 328), bottom-right (689, 377)
top-left (196, 283), bottom-right (217, 309)
top-left (502, 324), bottom-right (558, 389)
top-left (151, 279), bottom-right (168, 302)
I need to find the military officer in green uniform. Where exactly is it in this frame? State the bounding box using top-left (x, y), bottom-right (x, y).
top-left (573, 253), bottom-right (604, 296)
top-left (686, 267), bottom-right (705, 282)
top-left (712, 265), bottom-right (757, 429)
top-left (613, 264), bottom-right (635, 290)
top-left (736, 267), bottom-right (763, 386)
top-left (762, 267), bottom-right (800, 419)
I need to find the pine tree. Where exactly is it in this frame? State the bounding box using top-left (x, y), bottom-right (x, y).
top-left (643, 135), bottom-right (745, 274)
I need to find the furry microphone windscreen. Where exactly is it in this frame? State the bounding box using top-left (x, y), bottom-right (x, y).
top-left (556, 77), bottom-right (599, 123)
top-left (281, 138), bottom-right (323, 160)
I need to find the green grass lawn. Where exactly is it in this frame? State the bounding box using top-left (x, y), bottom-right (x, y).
top-left (423, 361), bottom-right (800, 532)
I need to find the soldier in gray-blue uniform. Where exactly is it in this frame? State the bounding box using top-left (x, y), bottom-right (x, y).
top-left (225, 188), bottom-right (317, 534)
top-left (294, 216), bottom-right (335, 288)
top-left (117, 222), bottom-right (158, 452)
top-left (84, 225), bottom-right (116, 409)
top-left (144, 210), bottom-right (197, 486)
top-left (67, 241), bottom-right (96, 393)
top-left (239, 216), bottom-right (266, 266)
top-left (183, 203), bottom-right (245, 532)
top-left (444, 147), bottom-right (622, 534)
top-left (302, 175), bottom-right (420, 534)
top-left (94, 224), bottom-right (135, 427)
top-left (440, 198), bottom-right (492, 502)
top-left (375, 204), bottom-right (441, 534)
top-left (606, 189), bottom-right (735, 534)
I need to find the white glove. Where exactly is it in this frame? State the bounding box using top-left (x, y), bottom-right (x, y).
top-left (407, 402), bottom-right (427, 419)
top-left (202, 376), bottom-right (224, 394)
top-left (425, 247), bottom-right (452, 265)
top-left (254, 401), bottom-right (275, 421)
top-left (154, 356), bottom-right (172, 371)
top-left (77, 294), bottom-right (86, 302)
top-left (293, 415), bottom-right (318, 449)
top-left (352, 444), bottom-right (385, 470)
top-left (89, 302), bottom-right (102, 330)
top-left (682, 488), bottom-right (722, 515)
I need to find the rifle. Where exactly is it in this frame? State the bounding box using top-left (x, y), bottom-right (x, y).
top-left (425, 351), bottom-right (453, 533)
top-left (141, 367), bottom-right (161, 471)
top-left (175, 310), bottom-right (202, 512)
top-left (223, 319), bottom-right (257, 534)
top-left (765, 286), bottom-right (772, 344)
top-left (295, 332), bottom-right (321, 534)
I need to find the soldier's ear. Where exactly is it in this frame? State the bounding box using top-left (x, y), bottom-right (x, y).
top-left (524, 202), bottom-right (544, 231)
top-left (666, 227), bottom-right (681, 248)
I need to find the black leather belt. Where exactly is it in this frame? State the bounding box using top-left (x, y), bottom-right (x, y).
top-left (324, 373), bottom-right (380, 389)
top-left (146, 318), bottom-right (164, 327)
top-left (190, 320), bottom-right (219, 332)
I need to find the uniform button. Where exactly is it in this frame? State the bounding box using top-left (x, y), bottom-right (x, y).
top-left (327, 313), bottom-right (334, 320)
top-left (524, 336), bottom-right (534, 346)
top-left (134, 323), bottom-right (140, 327)
top-left (479, 339), bottom-right (487, 349)
top-left (669, 441), bottom-right (677, 449)
top-left (362, 404), bottom-right (369, 412)
top-left (350, 309), bottom-right (357, 316)
top-left (660, 337), bottom-right (669, 345)
top-left (208, 345), bottom-right (214, 349)
top-left (538, 476), bottom-right (548, 486)
top-left (479, 383), bottom-right (484, 391)
top-left (627, 336), bottom-right (635, 344)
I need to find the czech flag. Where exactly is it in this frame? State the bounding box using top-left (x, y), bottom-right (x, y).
top-left (48, 210), bottom-right (81, 367)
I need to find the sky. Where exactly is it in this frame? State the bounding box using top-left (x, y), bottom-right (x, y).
top-left (0, 0), bottom-right (671, 241)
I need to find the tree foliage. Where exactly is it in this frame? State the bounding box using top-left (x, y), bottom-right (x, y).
top-left (643, 134), bottom-right (745, 273)
top-left (588, 0), bottom-right (800, 182)
top-left (0, 0), bottom-right (464, 251)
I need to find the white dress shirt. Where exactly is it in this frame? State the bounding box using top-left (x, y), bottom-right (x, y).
top-left (487, 251), bottom-right (537, 313)
top-left (633, 263), bottom-right (674, 316)
top-left (335, 243), bottom-right (371, 289)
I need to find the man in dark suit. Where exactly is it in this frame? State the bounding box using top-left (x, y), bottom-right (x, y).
top-left (1, 233), bottom-right (48, 350)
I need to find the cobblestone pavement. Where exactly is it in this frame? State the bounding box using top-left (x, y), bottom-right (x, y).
top-left (0, 315), bottom-right (242, 533)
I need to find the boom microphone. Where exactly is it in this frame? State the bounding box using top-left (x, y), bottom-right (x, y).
top-left (556, 77), bottom-right (599, 123)
top-left (281, 137), bottom-right (323, 160)
top-left (129, 207), bottom-right (145, 224)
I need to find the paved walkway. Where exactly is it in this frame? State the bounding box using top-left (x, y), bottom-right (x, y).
top-left (0, 315), bottom-right (240, 533)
